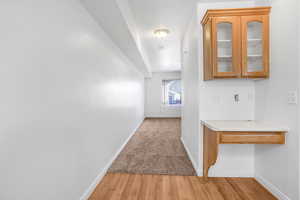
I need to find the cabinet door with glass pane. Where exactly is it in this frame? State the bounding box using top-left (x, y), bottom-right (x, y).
top-left (241, 15), bottom-right (269, 78)
top-left (212, 16), bottom-right (241, 78)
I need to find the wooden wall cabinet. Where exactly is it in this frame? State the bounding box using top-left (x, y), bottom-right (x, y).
top-left (201, 7), bottom-right (271, 81)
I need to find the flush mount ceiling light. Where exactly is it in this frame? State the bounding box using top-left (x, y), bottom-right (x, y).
top-left (153, 29), bottom-right (170, 38)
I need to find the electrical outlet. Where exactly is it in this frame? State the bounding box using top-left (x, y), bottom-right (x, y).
top-left (234, 94), bottom-right (240, 102)
top-left (287, 91), bottom-right (298, 104)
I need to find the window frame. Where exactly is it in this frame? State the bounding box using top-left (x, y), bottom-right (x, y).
top-left (161, 79), bottom-right (182, 106)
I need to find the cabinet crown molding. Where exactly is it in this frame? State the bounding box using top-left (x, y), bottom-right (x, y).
top-left (201, 7), bottom-right (271, 25)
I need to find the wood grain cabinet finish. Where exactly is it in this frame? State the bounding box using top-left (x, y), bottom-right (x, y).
top-left (203, 126), bottom-right (286, 181)
top-left (201, 7), bottom-right (271, 81)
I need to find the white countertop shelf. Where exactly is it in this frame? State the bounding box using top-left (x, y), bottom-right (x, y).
top-left (201, 120), bottom-right (289, 132)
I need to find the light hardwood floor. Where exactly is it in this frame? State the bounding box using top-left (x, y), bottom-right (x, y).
top-left (88, 173), bottom-right (277, 200)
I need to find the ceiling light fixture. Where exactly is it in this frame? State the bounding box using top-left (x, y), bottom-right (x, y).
top-left (153, 29), bottom-right (170, 38)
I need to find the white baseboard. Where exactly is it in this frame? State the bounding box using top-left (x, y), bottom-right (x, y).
top-left (79, 166), bottom-right (107, 200)
top-left (210, 170), bottom-right (253, 178)
top-left (80, 118), bottom-right (145, 200)
top-left (145, 116), bottom-right (181, 118)
top-left (255, 174), bottom-right (290, 200)
top-left (181, 137), bottom-right (201, 176)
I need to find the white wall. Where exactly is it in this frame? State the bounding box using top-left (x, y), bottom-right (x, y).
top-left (145, 72), bottom-right (181, 118)
top-left (200, 81), bottom-right (255, 120)
top-left (181, 11), bottom-right (201, 174)
top-left (0, 1), bottom-right (144, 200)
top-left (182, 0), bottom-right (259, 177)
top-left (254, 0), bottom-right (299, 199)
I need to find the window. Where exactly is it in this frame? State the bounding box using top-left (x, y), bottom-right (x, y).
top-left (162, 79), bottom-right (182, 105)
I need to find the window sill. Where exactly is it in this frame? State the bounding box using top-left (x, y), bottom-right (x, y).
top-left (161, 104), bottom-right (182, 107)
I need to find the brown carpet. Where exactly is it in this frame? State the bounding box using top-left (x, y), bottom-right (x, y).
top-left (108, 118), bottom-right (197, 176)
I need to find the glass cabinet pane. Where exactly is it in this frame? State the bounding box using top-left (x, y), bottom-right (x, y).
top-left (247, 22), bottom-right (263, 72)
top-left (217, 23), bottom-right (233, 72)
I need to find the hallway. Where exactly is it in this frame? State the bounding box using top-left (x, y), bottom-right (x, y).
top-left (108, 118), bottom-right (196, 176)
top-left (1, 1), bottom-right (298, 199)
